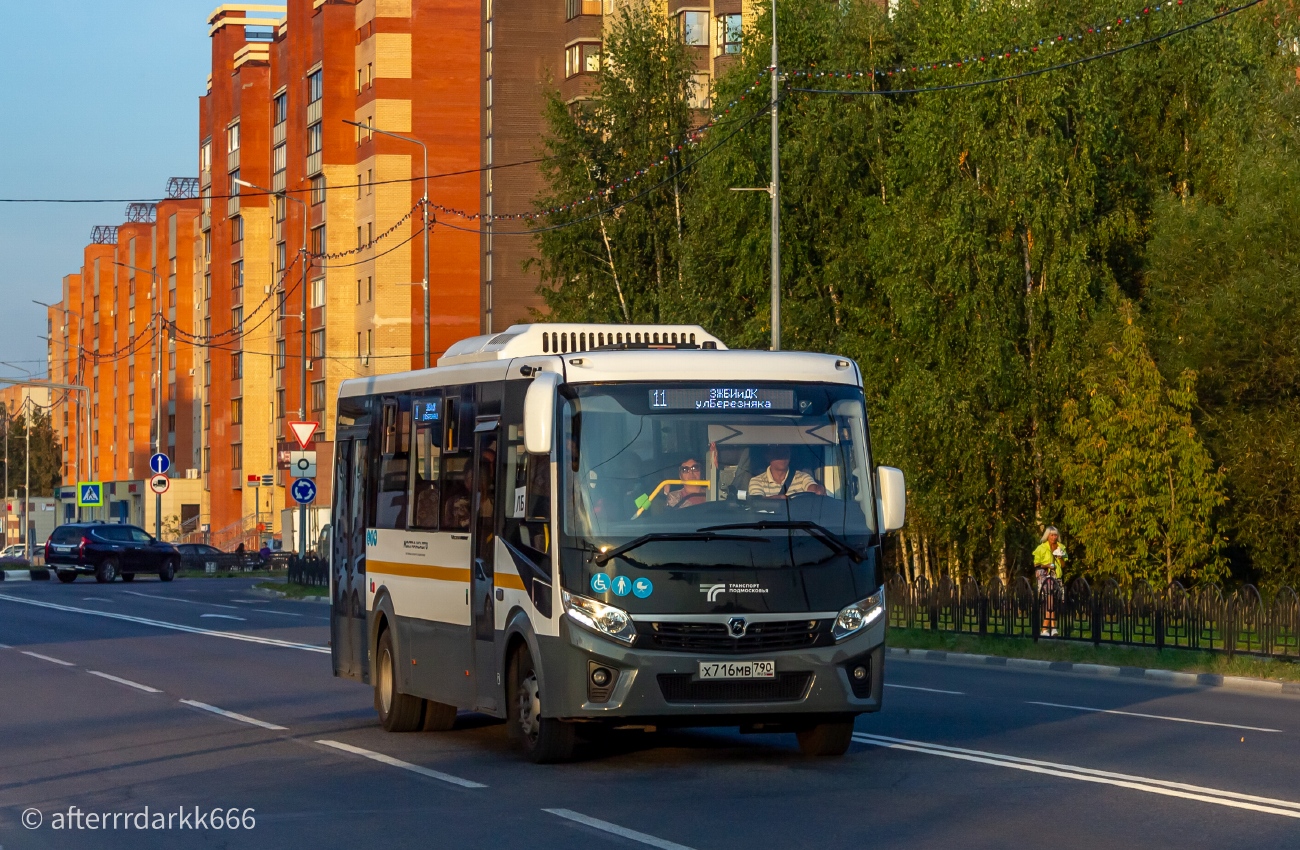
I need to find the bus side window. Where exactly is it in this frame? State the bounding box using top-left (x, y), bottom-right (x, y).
top-left (409, 394), bottom-right (442, 530)
top-left (375, 397), bottom-right (410, 529)
top-left (440, 386), bottom-right (474, 531)
top-left (503, 383), bottom-right (551, 556)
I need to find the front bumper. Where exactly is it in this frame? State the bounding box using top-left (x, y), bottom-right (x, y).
top-left (537, 613), bottom-right (886, 722)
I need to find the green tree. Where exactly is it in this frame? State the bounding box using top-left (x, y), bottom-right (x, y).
top-left (533, 0), bottom-right (698, 323)
top-left (1059, 304), bottom-right (1226, 586)
top-left (0, 407), bottom-right (62, 499)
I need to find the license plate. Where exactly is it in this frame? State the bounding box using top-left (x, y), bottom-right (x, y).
top-left (698, 660), bottom-right (775, 680)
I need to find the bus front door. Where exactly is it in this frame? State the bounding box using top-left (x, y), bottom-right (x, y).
top-left (470, 419), bottom-right (499, 713)
top-left (331, 435), bottom-right (370, 683)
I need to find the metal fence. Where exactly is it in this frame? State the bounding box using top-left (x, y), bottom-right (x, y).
top-left (288, 555), bottom-right (328, 588)
top-left (887, 575), bottom-right (1300, 660)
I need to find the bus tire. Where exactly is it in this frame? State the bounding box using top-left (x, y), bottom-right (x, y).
top-left (374, 629), bottom-right (423, 732)
top-left (508, 646), bottom-right (576, 763)
top-left (795, 716), bottom-right (855, 757)
top-left (422, 699), bottom-right (458, 732)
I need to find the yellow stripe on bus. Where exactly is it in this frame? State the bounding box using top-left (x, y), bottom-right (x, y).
top-left (496, 572), bottom-right (526, 591)
top-left (368, 560), bottom-right (472, 583)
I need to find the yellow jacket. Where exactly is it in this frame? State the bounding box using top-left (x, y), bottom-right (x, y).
top-left (1032, 541), bottom-right (1065, 579)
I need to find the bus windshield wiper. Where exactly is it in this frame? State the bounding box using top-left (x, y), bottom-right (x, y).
top-left (593, 532), bottom-right (769, 566)
top-left (699, 521), bottom-right (864, 563)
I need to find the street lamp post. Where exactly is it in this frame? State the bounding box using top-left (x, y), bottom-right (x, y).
top-left (234, 178), bottom-right (309, 556)
top-left (114, 262), bottom-right (165, 539)
top-left (342, 119), bottom-right (430, 368)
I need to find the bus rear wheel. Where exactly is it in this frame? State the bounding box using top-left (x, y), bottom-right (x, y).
top-left (508, 647), bottom-right (576, 763)
top-left (375, 629), bottom-right (423, 732)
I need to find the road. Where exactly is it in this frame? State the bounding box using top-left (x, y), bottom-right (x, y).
top-left (0, 577), bottom-right (1297, 849)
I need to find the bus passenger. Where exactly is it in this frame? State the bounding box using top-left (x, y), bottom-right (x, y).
top-left (748, 446), bottom-right (825, 499)
top-left (666, 457), bottom-right (708, 508)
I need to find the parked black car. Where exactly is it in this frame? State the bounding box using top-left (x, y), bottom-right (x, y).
top-left (45, 523), bottom-right (181, 583)
top-left (175, 543), bottom-right (241, 572)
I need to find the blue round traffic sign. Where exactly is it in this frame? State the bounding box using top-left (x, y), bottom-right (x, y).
top-left (291, 478), bottom-right (317, 505)
top-left (149, 453), bottom-right (171, 475)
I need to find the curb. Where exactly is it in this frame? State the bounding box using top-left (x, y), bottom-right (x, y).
top-left (886, 646), bottom-right (1300, 696)
top-left (1, 569), bottom-right (50, 582)
top-left (248, 586), bottom-right (330, 604)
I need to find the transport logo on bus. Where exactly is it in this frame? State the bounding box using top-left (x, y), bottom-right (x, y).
top-left (700, 583), bottom-right (726, 602)
top-left (366, 529), bottom-right (378, 547)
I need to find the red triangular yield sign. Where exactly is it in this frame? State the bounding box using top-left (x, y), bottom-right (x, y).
top-left (289, 420), bottom-right (319, 449)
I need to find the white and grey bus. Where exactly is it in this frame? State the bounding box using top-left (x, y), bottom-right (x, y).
top-left (329, 323), bottom-right (905, 761)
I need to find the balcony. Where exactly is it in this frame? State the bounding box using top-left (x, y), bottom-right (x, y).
top-left (307, 99), bottom-right (322, 126)
top-left (227, 194), bottom-right (241, 217)
top-left (306, 151), bottom-right (322, 176)
top-left (273, 170), bottom-right (286, 193)
top-left (273, 121), bottom-right (286, 146)
top-left (227, 147), bottom-right (240, 172)
top-left (201, 210), bottom-right (211, 230)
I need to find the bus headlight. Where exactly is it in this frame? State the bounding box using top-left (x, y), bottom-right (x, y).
top-left (562, 590), bottom-right (637, 645)
top-left (833, 588), bottom-right (885, 642)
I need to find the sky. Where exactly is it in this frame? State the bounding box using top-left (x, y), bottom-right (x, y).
top-left (0, 1), bottom-right (232, 377)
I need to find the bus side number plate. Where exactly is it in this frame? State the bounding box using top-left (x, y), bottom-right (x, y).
top-left (698, 660), bottom-right (775, 680)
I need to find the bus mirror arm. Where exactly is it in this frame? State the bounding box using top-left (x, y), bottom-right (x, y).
top-left (524, 371), bottom-right (562, 455)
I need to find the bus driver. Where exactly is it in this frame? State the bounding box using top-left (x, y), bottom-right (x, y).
top-left (666, 457), bottom-right (708, 508)
top-left (748, 445), bottom-right (825, 499)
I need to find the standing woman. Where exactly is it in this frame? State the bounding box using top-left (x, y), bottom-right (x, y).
top-left (1033, 527), bottom-right (1067, 636)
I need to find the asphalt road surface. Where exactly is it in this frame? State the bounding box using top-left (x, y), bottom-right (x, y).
top-left (1, 577), bottom-right (1297, 849)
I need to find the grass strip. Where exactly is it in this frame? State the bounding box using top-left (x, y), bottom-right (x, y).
top-left (889, 627), bottom-right (1300, 683)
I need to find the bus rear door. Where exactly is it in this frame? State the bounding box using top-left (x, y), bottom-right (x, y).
top-left (470, 417), bottom-right (500, 712)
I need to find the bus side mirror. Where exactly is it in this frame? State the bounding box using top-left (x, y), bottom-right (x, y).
top-left (876, 466), bottom-right (906, 532)
top-left (524, 372), bottom-right (561, 455)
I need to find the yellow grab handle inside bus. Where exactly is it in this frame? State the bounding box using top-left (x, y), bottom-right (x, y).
top-left (633, 480), bottom-right (713, 519)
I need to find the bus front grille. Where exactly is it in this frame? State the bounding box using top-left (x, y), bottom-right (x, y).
top-left (641, 619), bottom-right (827, 653)
top-left (657, 672), bottom-right (813, 704)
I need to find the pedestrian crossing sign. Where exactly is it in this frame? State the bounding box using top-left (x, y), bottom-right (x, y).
top-left (77, 481), bottom-right (104, 508)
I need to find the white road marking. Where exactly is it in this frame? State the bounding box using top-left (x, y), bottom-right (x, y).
top-left (199, 614), bottom-right (247, 621)
top-left (180, 700), bottom-right (287, 731)
top-left (123, 590), bottom-right (240, 610)
top-left (0, 643), bottom-right (12, 649)
top-left (885, 683), bottom-right (965, 695)
top-left (1027, 701), bottom-right (1283, 733)
top-left (87, 671), bottom-right (161, 693)
top-left (231, 599), bottom-right (270, 604)
top-left (0, 594), bottom-right (330, 654)
top-left (81, 597), bottom-right (113, 603)
top-left (315, 740), bottom-right (486, 789)
top-left (21, 651), bottom-right (74, 667)
top-left (544, 809), bottom-right (697, 850)
top-left (853, 733), bottom-right (1300, 819)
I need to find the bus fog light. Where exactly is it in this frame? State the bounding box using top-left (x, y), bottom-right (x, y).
top-left (562, 590), bottom-right (637, 645)
top-left (591, 667), bottom-right (612, 687)
top-left (852, 665), bottom-right (868, 681)
top-left (833, 588), bottom-right (885, 642)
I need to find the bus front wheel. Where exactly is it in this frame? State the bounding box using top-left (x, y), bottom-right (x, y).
top-left (508, 647), bottom-right (576, 763)
top-left (795, 716), bottom-right (855, 757)
top-left (375, 630), bottom-right (423, 732)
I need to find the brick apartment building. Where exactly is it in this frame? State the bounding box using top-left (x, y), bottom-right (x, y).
top-left (48, 0), bottom-right (759, 544)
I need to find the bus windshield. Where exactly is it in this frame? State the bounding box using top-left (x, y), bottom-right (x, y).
top-left (559, 382), bottom-right (875, 571)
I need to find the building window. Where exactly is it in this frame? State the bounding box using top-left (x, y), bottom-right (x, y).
top-left (356, 331), bottom-right (363, 358)
top-left (277, 388), bottom-right (285, 419)
top-left (231, 215), bottom-right (243, 244)
top-left (678, 11), bottom-right (709, 47)
top-left (310, 225), bottom-right (326, 255)
top-left (356, 278), bottom-right (362, 304)
top-left (310, 277), bottom-right (325, 308)
top-left (367, 328), bottom-right (373, 356)
top-left (367, 276), bottom-right (374, 301)
top-left (203, 360), bottom-right (211, 386)
top-left (273, 143), bottom-right (287, 175)
top-left (277, 241), bottom-right (287, 271)
top-left (168, 413), bottom-right (176, 433)
top-left (565, 0), bottom-right (602, 19)
top-left (275, 195), bottom-right (286, 222)
top-left (232, 260), bottom-right (244, 299)
top-left (231, 398), bottom-right (243, 425)
top-left (565, 42), bottom-right (601, 78)
top-left (273, 91), bottom-right (288, 125)
top-left (310, 329), bottom-right (325, 359)
top-left (689, 72), bottom-right (712, 110)
top-left (276, 338), bottom-right (286, 369)
top-left (202, 447), bottom-right (209, 472)
top-left (311, 175), bottom-right (326, 205)
top-left (231, 351), bottom-right (242, 380)
top-left (231, 306), bottom-right (243, 331)
top-left (226, 122), bottom-right (240, 153)
top-left (311, 380), bottom-right (326, 412)
top-left (308, 69), bottom-right (323, 103)
top-left (200, 140), bottom-right (212, 173)
top-left (231, 443), bottom-right (242, 470)
top-left (307, 123), bottom-right (322, 156)
top-left (203, 404), bottom-right (210, 429)
top-left (717, 14), bottom-right (742, 55)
